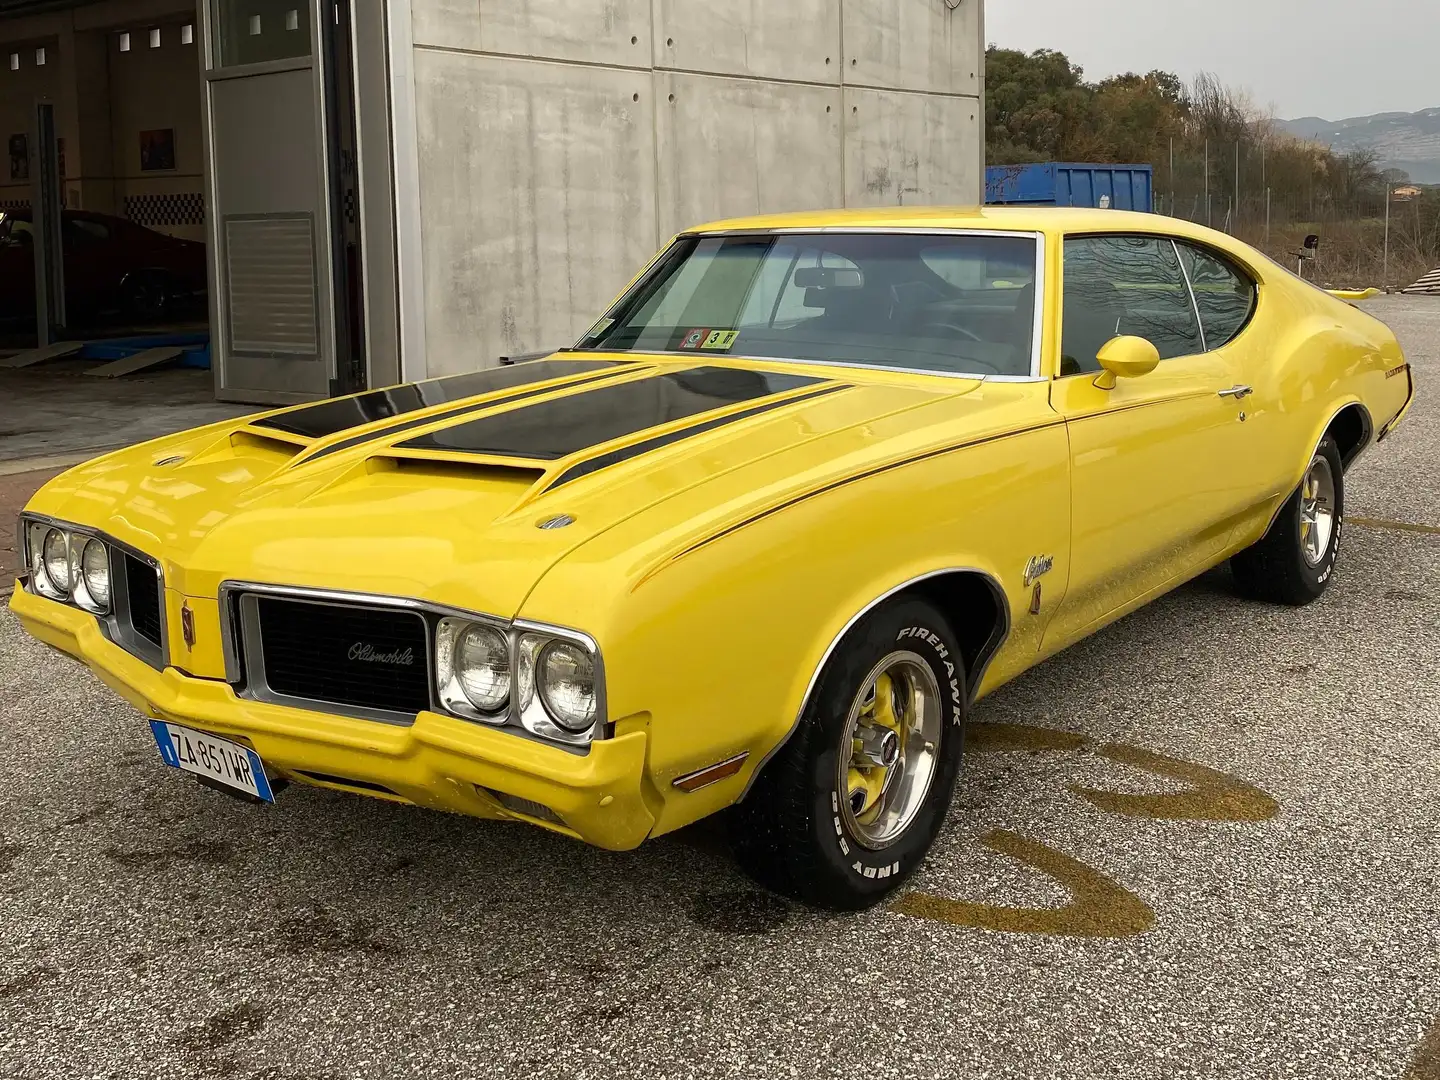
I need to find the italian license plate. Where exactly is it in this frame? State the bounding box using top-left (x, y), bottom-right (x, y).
top-left (149, 721), bottom-right (275, 802)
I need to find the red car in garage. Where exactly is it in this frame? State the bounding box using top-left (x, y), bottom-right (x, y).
top-left (0, 208), bottom-right (207, 323)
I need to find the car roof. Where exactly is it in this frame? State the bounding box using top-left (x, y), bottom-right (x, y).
top-left (687, 205), bottom-right (1226, 241)
top-left (683, 205), bottom-right (1270, 277)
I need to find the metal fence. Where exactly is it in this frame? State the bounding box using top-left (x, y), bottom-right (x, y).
top-left (1149, 141), bottom-right (1439, 288)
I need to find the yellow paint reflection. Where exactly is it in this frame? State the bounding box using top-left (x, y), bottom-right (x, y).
top-left (892, 829), bottom-right (1155, 938)
top-left (968, 721), bottom-right (1087, 754)
top-left (1408, 1013), bottom-right (1440, 1080)
top-left (1071, 744), bottom-right (1281, 822)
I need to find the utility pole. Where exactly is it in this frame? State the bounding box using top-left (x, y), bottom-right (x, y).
top-left (1266, 187), bottom-right (1271, 245)
top-left (1205, 139), bottom-right (1211, 227)
top-left (1383, 183), bottom-right (1391, 287)
top-left (1169, 136), bottom-right (1175, 217)
top-left (1235, 142), bottom-right (1241, 233)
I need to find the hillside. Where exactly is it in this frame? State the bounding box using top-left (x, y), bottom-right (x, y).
top-left (1277, 108), bottom-right (1440, 184)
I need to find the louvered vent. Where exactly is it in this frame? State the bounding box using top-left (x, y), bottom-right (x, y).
top-left (224, 214), bottom-right (319, 356)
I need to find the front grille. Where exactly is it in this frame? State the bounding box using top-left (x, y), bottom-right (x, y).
top-left (255, 597), bottom-right (430, 716)
top-left (123, 553), bottom-right (163, 647)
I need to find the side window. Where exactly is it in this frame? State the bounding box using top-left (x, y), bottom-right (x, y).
top-left (1178, 242), bottom-right (1256, 350)
top-left (1061, 236), bottom-right (1203, 376)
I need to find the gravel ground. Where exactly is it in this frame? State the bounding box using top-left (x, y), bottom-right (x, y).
top-left (1, 297), bottom-right (1436, 1080)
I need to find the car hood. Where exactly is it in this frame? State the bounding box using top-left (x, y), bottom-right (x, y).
top-left (29, 355), bottom-right (1025, 616)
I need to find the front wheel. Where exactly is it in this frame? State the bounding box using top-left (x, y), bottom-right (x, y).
top-left (729, 598), bottom-right (967, 910)
top-left (1231, 434), bottom-right (1345, 606)
top-left (120, 271), bottom-right (174, 322)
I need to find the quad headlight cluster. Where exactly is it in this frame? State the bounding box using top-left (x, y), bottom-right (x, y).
top-left (23, 518), bottom-right (113, 615)
top-left (434, 617), bottom-right (602, 745)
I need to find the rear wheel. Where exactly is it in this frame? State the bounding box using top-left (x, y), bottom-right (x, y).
top-left (1231, 435), bottom-right (1345, 606)
top-left (730, 598), bottom-right (967, 910)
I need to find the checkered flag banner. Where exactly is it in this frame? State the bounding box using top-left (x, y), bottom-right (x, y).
top-left (124, 192), bottom-right (205, 228)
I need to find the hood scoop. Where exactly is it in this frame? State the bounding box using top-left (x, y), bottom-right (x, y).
top-left (376, 455), bottom-right (546, 489)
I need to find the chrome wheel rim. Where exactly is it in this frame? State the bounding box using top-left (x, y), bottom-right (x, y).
top-left (837, 651), bottom-right (943, 851)
top-left (1299, 455), bottom-right (1337, 567)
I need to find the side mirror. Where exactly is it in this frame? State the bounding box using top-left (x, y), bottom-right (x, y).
top-left (1093, 336), bottom-right (1160, 390)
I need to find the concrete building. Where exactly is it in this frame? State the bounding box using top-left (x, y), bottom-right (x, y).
top-left (0, 0), bottom-right (984, 404)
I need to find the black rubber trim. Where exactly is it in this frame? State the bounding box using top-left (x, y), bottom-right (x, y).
top-left (252, 358), bottom-right (625, 438)
top-left (295, 771), bottom-right (399, 796)
top-left (548, 384), bottom-right (848, 488)
top-left (295, 369), bottom-right (631, 464)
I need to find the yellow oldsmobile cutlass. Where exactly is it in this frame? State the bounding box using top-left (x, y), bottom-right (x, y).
top-left (12, 207), bottom-right (1414, 909)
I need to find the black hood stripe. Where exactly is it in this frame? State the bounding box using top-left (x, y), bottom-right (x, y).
top-left (397, 366), bottom-right (824, 460)
top-left (296, 368), bottom-right (632, 465)
top-left (251, 358), bottom-right (626, 439)
top-left (548, 384), bottom-right (848, 489)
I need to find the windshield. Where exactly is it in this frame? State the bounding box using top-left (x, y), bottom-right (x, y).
top-left (577, 231), bottom-right (1041, 378)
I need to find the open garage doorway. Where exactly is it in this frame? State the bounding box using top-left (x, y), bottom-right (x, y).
top-left (0, 0), bottom-right (397, 406)
top-left (0, 8), bottom-right (211, 368)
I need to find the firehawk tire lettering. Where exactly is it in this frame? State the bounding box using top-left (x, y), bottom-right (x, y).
top-left (897, 625), bottom-right (964, 724)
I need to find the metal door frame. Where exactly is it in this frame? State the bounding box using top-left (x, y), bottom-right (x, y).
top-left (198, 0), bottom-right (397, 403)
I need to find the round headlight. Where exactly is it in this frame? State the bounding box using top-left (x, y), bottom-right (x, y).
top-left (80, 539), bottom-right (111, 612)
top-left (538, 641), bottom-right (596, 732)
top-left (42, 528), bottom-right (72, 594)
top-left (455, 624), bottom-right (510, 712)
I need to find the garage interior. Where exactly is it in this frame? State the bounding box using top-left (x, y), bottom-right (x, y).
top-left (0, 3), bottom-right (211, 365)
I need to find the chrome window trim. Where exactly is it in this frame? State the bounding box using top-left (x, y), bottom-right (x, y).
top-left (1171, 238), bottom-right (1208, 354)
top-left (574, 228), bottom-right (1047, 382)
top-left (218, 580), bottom-right (606, 747)
top-left (738, 566), bottom-right (1012, 802)
top-left (18, 511), bottom-right (168, 671)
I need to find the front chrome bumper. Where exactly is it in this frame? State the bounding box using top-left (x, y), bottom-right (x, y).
top-left (9, 585), bottom-right (656, 850)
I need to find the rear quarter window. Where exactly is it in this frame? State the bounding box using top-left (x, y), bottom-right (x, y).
top-left (1177, 242), bottom-right (1257, 350)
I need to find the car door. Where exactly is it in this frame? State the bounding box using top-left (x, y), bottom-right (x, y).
top-left (60, 215), bottom-right (114, 320)
top-left (1174, 240), bottom-right (1270, 530)
top-left (1042, 233), bottom-right (1250, 655)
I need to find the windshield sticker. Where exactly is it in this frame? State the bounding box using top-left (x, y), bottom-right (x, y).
top-left (679, 328), bottom-right (710, 350)
top-left (583, 316), bottom-right (614, 340)
top-left (699, 330), bottom-right (739, 351)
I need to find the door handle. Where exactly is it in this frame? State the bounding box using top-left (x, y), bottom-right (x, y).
top-left (1218, 385), bottom-right (1254, 399)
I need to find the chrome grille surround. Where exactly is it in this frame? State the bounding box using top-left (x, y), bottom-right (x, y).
top-left (218, 581), bottom-right (607, 747)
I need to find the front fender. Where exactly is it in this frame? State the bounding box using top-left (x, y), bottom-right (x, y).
top-left (520, 421), bottom-right (1070, 839)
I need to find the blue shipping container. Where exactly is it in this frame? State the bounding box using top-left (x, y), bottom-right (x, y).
top-left (985, 163), bottom-right (1154, 212)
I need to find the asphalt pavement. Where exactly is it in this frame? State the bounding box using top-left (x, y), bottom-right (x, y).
top-left (1, 296), bottom-right (1437, 1080)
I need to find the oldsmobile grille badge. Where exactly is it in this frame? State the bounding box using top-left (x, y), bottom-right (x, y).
top-left (348, 643), bottom-right (415, 666)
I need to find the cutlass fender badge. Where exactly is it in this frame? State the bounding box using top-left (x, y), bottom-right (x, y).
top-left (1023, 554), bottom-right (1054, 587)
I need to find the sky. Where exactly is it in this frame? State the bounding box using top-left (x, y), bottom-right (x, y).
top-left (986, 0), bottom-right (1437, 120)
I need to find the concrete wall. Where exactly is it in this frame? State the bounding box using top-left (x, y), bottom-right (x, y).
top-left (409, 0), bottom-right (984, 377)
